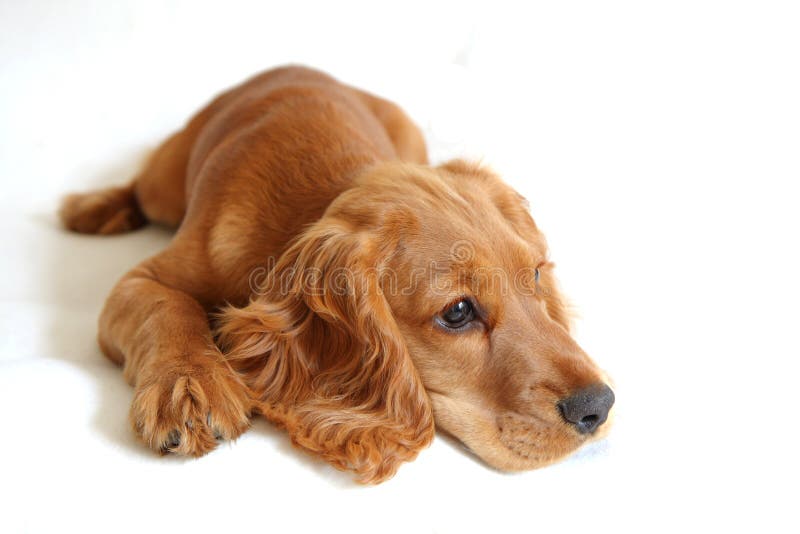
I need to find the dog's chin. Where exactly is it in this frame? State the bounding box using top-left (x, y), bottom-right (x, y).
top-left (428, 392), bottom-right (609, 472)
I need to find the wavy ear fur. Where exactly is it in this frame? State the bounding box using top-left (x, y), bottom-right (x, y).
top-left (215, 220), bottom-right (434, 483)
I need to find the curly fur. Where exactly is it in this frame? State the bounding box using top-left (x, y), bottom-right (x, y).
top-left (60, 65), bottom-right (612, 483)
top-left (216, 223), bottom-right (433, 482)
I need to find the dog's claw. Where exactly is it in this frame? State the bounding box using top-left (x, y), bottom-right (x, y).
top-left (164, 429), bottom-right (181, 451)
top-left (207, 412), bottom-right (224, 440)
top-left (131, 368), bottom-right (251, 457)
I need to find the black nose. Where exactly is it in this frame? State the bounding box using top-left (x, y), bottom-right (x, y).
top-left (557, 383), bottom-right (615, 434)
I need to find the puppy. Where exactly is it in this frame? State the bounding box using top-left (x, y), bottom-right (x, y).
top-left (61, 65), bottom-right (614, 483)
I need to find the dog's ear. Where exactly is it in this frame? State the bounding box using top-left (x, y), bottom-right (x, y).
top-left (215, 219), bottom-right (434, 483)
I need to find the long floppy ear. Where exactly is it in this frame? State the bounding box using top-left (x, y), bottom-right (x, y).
top-left (215, 219), bottom-right (434, 483)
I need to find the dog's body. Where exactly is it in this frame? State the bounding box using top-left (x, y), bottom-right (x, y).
top-left (61, 66), bottom-right (613, 482)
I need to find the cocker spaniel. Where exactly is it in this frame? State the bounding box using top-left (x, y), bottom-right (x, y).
top-left (61, 65), bottom-right (614, 483)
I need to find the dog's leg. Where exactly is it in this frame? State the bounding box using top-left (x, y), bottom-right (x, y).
top-left (59, 130), bottom-right (193, 235)
top-left (61, 92), bottom-right (226, 234)
top-left (59, 183), bottom-right (147, 235)
top-left (99, 257), bottom-right (252, 456)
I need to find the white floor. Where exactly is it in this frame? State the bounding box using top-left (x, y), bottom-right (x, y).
top-left (1, 2), bottom-right (798, 533)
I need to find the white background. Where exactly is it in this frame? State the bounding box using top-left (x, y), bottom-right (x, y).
top-left (1, 1), bottom-right (798, 532)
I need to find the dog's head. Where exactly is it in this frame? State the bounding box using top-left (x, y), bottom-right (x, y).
top-left (217, 160), bottom-right (614, 482)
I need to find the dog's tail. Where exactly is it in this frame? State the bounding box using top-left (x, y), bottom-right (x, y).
top-left (59, 183), bottom-right (147, 235)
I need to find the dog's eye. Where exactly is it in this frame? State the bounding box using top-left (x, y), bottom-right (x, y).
top-left (438, 299), bottom-right (475, 329)
top-left (534, 267), bottom-right (540, 283)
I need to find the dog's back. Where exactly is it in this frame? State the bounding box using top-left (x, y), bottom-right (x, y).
top-left (61, 65), bottom-right (427, 305)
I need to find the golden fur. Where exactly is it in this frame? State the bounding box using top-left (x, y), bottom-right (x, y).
top-left (60, 65), bottom-right (612, 483)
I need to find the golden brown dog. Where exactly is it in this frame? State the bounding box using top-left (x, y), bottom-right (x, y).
top-left (61, 65), bottom-right (614, 483)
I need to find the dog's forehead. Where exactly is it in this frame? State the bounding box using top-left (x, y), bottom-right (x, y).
top-left (396, 183), bottom-right (547, 270)
top-left (388, 204), bottom-right (546, 292)
top-left (372, 166), bottom-right (550, 319)
top-left (351, 161), bottom-right (548, 274)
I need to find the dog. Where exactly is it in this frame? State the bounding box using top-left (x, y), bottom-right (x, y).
top-left (60, 65), bottom-right (614, 483)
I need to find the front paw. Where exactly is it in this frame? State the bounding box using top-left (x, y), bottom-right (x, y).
top-left (130, 360), bottom-right (252, 457)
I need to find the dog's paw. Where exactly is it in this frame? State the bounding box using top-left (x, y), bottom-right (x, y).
top-left (130, 360), bottom-right (252, 457)
top-left (59, 185), bottom-right (146, 235)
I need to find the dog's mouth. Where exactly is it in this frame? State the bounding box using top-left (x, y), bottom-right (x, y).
top-left (427, 390), bottom-right (590, 471)
top-left (498, 402), bottom-right (615, 462)
top-left (495, 412), bottom-right (582, 465)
